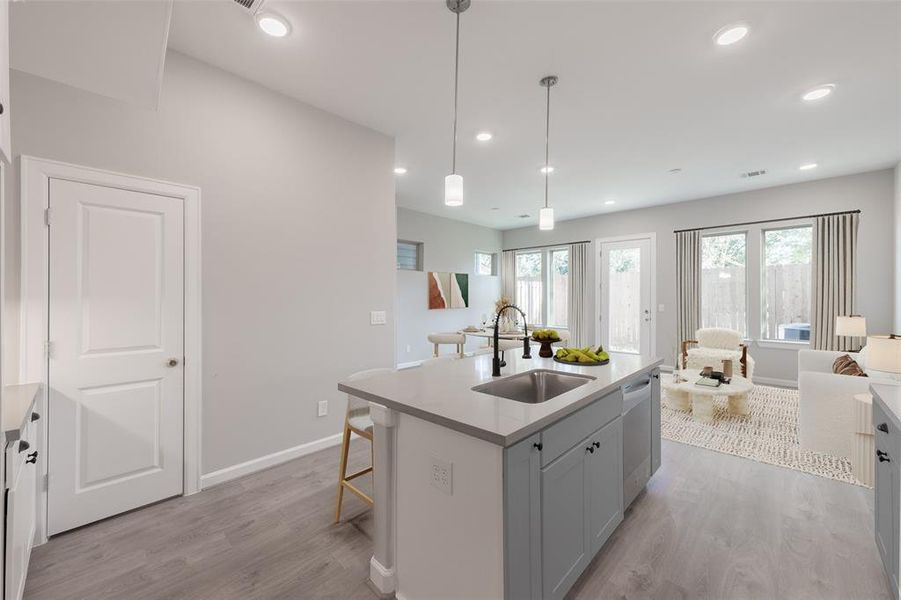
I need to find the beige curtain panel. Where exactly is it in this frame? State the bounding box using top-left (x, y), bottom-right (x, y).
top-left (501, 250), bottom-right (516, 302)
top-left (567, 242), bottom-right (590, 347)
top-left (810, 212), bottom-right (859, 351)
top-left (675, 230), bottom-right (702, 355)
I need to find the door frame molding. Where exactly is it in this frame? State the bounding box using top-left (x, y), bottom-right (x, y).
top-left (594, 233), bottom-right (657, 359)
top-left (20, 156), bottom-right (202, 543)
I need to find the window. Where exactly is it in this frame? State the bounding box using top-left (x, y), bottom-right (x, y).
top-left (396, 240), bottom-right (423, 271)
top-left (475, 252), bottom-right (497, 276)
top-left (514, 248), bottom-right (569, 328)
top-left (701, 232), bottom-right (747, 338)
top-left (762, 226), bottom-right (812, 341)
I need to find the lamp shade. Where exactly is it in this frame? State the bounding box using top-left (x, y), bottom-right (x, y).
top-left (836, 315), bottom-right (867, 337)
top-left (444, 174), bottom-right (463, 206)
top-left (539, 207), bottom-right (554, 230)
top-left (867, 336), bottom-right (901, 373)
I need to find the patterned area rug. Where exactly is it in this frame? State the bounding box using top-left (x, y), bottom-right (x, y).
top-left (661, 382), bottom-right (866, 487)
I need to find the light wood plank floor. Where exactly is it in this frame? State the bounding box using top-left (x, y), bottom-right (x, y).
top-left (25, 440), bottom-right (890, 599)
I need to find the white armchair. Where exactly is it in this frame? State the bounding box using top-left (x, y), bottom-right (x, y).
top-left (798, 348), bottom-right (896, 459)
top-left (682, 328), bottom-right (755, 380)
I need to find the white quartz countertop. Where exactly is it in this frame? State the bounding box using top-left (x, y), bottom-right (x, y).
top-left (871, 382), bottom-right (901, 430)
top-left (3, 383), bottom-right (41, 442)
top-left (338, 353), bottom-right (662, 447)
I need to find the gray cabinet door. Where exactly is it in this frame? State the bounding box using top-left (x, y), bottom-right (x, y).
top-left (876, 452), bottom-right (897, 591)
top-left (651, 370), bottom-right (661, 475)
top-left (541, 438), bottom-right (590, 600)
top-left (503, 434), bottom-right (542, 600)
top-left (587, 417), bottom-right (624, 555)
top-left (875, 400), bottom-right (899, 595)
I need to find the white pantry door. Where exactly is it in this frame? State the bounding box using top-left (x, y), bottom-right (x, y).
top-left (599, 238), bottom-right (652, 355)
top-left (48, 178), bottom-right (185, 535)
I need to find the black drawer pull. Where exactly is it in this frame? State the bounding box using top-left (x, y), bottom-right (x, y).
top-left (533, 442), bottom-right (543, 451)
top-left (880, 455), bottom-right (892, 463)
top-left (18, 440), bottom-right (30, 453)
top-left (31, 412), bottom-right (40, 422)
top-left (878, 423), bottom-right (889, 433)
top-left (593, 441), bottom-right (600, 449)
top-left (26, 452), bottom-right (37, 464)
top-left (586, 446), bottom-right (595, 454)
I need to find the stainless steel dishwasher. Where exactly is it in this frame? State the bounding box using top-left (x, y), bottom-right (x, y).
top-left (622, 372), bottom-right (656, 508)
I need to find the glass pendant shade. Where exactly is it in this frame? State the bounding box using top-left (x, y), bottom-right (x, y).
top-left (445, 174), bottom-right (463, 206)
top-left (539, 207), bottom-right (555, 230)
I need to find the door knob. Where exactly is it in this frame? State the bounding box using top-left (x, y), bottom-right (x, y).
top-left (167, 358), bottom-right (179, 367)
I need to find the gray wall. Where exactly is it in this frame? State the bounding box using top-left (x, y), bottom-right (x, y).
top-left (5, 51), bottom-right (396, 474)
top-left (895, 163), bottom-right (901, 330)
top-left (503, 169), bottom-right (896, 383)
top-left (396, 207), bottom-right (502, 364)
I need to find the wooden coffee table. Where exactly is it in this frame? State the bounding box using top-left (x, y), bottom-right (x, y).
top-left (661, 369), bottom-right (754, 423)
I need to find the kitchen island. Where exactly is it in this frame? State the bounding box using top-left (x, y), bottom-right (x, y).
top-left (339, 352), bottom-right (662, 600)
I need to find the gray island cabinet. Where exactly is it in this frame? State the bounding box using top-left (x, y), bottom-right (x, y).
top-left (338, 353), bottom-right (662, 600)
top-left (873, 383), bottom-right (901, 599)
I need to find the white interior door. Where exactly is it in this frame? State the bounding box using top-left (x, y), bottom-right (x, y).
top-left (599, 238), bottom-right (652, 355)
top-left (48, 178), bottom-right (185, 535)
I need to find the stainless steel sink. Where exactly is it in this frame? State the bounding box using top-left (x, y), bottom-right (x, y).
top-left (472, 369), bottom-right (595, 404)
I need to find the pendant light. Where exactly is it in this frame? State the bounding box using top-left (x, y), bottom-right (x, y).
top-left (539, 75), bottom-right (558, 230)
top-left (444, 0), bottom-right (469, 207)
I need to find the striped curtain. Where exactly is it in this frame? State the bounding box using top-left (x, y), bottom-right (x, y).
top-left (567, 242), bottom-right (590, 347)
top-left (675, 230), bottom-right (702, 350)
top-left (501, 250), bottom-right (516, 302)
top-left (810, 212), bottom-right (859, 350)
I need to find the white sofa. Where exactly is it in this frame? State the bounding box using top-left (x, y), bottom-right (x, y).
top-left (798, 348), bottom-right (896, 459)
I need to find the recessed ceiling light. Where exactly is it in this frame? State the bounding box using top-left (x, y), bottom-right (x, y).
top-left (604, 199), bottom-right (616, 206)
top-left (393, 167), bottom-right (407, 175)
top-left (802, 84), bottom-right (835, 102)
top-left (799, 163), bottom-right (818, 171)
top-left (257, 14), bottom-right (290, 37)
top-left (540, 166), bottom-right (555, 174)
top-left (714, 24), bottom-right (749, 46)
top-left (476, 132), bottom-right (493, 142)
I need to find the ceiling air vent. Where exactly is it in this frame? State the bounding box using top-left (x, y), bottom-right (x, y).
top-left (232, 0), bottom-right (265, 13)
top-left (741, 169), bottom-right (767, 178)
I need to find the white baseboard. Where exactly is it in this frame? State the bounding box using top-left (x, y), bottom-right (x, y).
top-left (201, 432), bottom-right (345, 489)
top-left (754, 376), bottom-right (798, 389)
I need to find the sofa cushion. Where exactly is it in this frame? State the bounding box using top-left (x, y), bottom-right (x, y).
top-left (832, 354), bottom-right (867, 377)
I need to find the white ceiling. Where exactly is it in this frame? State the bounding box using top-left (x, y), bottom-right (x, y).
top-left (178, 2), bottom-right (896, 228)
top-left (11, 0), bottom-right (172, 109)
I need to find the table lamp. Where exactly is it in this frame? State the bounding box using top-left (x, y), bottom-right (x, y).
top-left (867, 335), bottom-right (901, 375)
top-left (836, 315), bottom-right (867, 351)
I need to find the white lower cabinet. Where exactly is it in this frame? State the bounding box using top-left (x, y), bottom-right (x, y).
top-left (5, 420), bottom-right (39, 600)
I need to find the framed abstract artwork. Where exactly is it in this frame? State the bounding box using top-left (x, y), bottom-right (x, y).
top-left (428, 272), bottom-right (469, 309)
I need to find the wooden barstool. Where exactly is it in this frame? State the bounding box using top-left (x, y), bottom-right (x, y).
top-left (335, 368), bottom-right (394, 523)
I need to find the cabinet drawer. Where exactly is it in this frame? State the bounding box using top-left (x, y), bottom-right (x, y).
top-left (540, 388), bottom-right (623, 467)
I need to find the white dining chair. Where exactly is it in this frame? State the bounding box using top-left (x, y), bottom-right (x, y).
top-left (427, 332), bottom-right (466, 358)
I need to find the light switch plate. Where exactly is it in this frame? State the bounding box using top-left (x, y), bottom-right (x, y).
top-left (317, 400), bottom-right (328, 417)
top-left (370, 310), bottom-right (387, 325)
top-left (430, 456), bottom-right (453, 495)
top-left (658, 304), bottom-right (665, 312)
